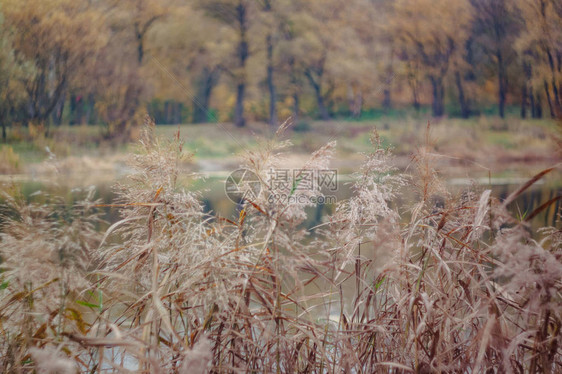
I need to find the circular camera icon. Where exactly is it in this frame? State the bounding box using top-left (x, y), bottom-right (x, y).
top-left (225, 168), bottom-right (262, 203)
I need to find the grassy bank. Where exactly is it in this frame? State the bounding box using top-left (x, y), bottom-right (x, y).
top-left (0, 117), bottom-right (559, 178)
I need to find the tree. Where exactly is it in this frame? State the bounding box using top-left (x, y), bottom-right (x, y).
top-left (362, 0), bottom-right (395, 115)
top-left (89, 6), bottom-right (146, 140)
top-left (262, 0), bottom-right (278, 126)
top-left (190, 63), bottom-right (222, 124)
top-left (2, 0), bottom-right (104, 134)
top-left (279, 0), bottom-right (346, 121)
top-left (390, 0), bottom-right (473, 117)
top-left (200, 0), bottom-right (258, 127)
top-left (515, 0), bottom-right (562, 118)
top-left (0, 14), bottom-right (26, 142)
top-left (147, 3), bottom-right (230, 124)
top-left (106, 0), bottom-right (167, 65)
top-left (471, 0), bottom-right (520, 118)
top-left (276, 9), bottom-right (305, 122)
top-left (451, 38), bottom-right (478, 118)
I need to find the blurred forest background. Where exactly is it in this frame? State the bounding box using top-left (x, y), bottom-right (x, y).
top-left (2, 2), bottom-right (562, 372)
top-left (0, 0), bottom-right (560, 142)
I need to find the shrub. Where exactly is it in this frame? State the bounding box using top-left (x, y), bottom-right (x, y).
top-left (293, 120), bottom-right (311, 132)
top-left (0, 146), bottom-right (20, 174)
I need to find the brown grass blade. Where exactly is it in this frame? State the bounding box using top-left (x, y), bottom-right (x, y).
top-left (524, 195), bottom-right (562, 222)
top-left (502, 167), bottom-right (555, 208)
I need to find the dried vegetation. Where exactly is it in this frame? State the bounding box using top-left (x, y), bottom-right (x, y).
top-left (1, 118), bottom-right (560, 373)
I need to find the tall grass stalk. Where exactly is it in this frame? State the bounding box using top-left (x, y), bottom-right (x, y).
top-left (0, 117), bottom-right (560, 373)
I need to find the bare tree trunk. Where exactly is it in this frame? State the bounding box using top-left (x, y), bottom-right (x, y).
top-left (266, 34), bottom-right (277, 126)
top-left (306, 71), bottom-right (329, 120)
top-left (353, 92), bottom-right (363, 118)
top-left (234, 82), bottom-right (246, 127)
top-left (535, 93), bottom-right (543, 118)
top-left (348, 84), bottom-right (363, 118)
top-left (497, 50), bottom-right (507, 118)
top-left (552, 77), bottom-right (560, 113)
top-left (52, 91), bottom-right (66, 126)
top-left (134, 16), bottom-right (162, 65)
top-left (193, 93), bottom-right (209, 123)
top-left (455, 71), bottom-right (470, 118)
top-left (544, 81), bottom-right (555, 118)
top-left (137, 35), bottom-right (144, 65)
top-left (193, 68), bottom-right (219, 124)
top-left (521, 83), bottom-right (527, 119)
top-left (175, 102), bottom-right (183, 124)
top-left (523, 62), bottom-right (533, 119)
top-left (313, 83), bottom-right (329, 120)
top-left (262, 0), bottom-right (276, 126)
top-left (407, 63), bottom-right (420, 111)
top-left (292, 93), bottom-right (299, 123)
top-left (85, 93), bottom-right (95, 125)
top-left (165, 101), bottom-right (171, 124)
top-left (382, 89), bottom-right (391, 112)
top-left (382, 61), bottom-right (394, 113)
top-left (70, 94), bottom-right (77, 125)
top-left (234, 3), bottom-right (248, 128)
top-left (430, 76), bottom-right (445, 117)
top-left (1, 111), bottom-right (6, 143)
top-left (411, 81), bottom-right (420, 111)
top-left (76, 96), bottom-right (84, 125)
top-left (287, 56), bottom-right (301, 123)
top-left (545, 42), bottom-right (561, 116)
top-left (530, 89), bottom-right (536, 118)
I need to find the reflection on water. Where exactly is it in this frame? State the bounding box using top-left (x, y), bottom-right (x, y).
top-left (1, 172), bottom-right (560, 231)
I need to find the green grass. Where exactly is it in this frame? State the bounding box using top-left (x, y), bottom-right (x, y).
top-left (0, 117), bottom-right (558, 175)
top-left (0, 142), bottom-right (44, 164)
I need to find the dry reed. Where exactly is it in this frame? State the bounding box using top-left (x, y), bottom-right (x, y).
top-left (0, 117), bottom-right (560, 373)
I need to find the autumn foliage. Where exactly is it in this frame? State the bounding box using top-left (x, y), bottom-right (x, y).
top-left (0, 0), bottom-right (561, 141)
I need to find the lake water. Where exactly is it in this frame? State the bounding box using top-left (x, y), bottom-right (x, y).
top-left (1, 168), bottom-right (560, 232)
